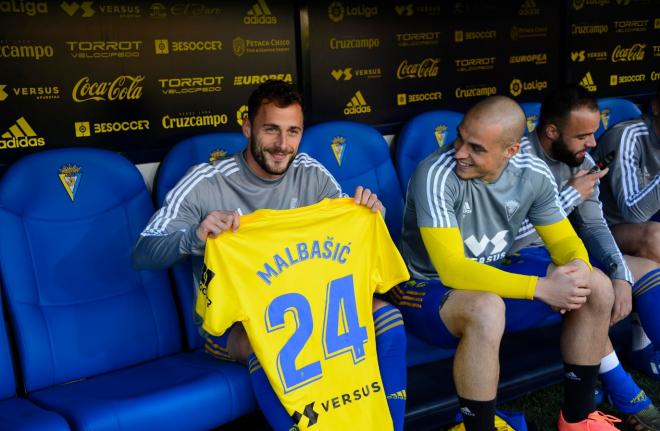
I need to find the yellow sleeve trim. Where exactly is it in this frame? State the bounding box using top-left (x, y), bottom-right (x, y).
top-left (534, 218), bottom-right (592, 271)
top-left (420, 227), bottom-right (537, 299)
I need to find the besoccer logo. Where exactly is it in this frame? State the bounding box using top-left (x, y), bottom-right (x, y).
top-left (155, 39), bottom-right (169, 54)
top-left (60, 1), bottom-right (94, 17)
top-left (343, 90), bottom-right (371, 115)
top-left (330, 136), bottom-right (346, 166)
top-left (0, 117), bottom-right (45, 150)
top-left (75, 121), bottom-right (90, 137)
top-left (244, 0), bottom-right (277, 24)
top-left (58, 164), bottom-right (82, 202)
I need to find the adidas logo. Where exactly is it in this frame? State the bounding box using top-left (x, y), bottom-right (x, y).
top-left (244, 0), bottom-right (277, 24)
top-left (462, 202), bottom-right (472, 215)
top-left (579, 72), bottom-right (597, 92)
top-left (460, 407), bottom-right (475, 417)
top-left (518, 0), bottom-right (540, 15)
top-left (0, 117), bottom-right (45, 150)
top-left (343, 90), bottom-right (371, 115)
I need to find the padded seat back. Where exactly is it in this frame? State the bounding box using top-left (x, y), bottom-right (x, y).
top-left (395, 110), bottom-right (463, 194)
top-left (0, 148), bottom-right (181, 392)
top-left (300, 121), bottom-right (404, 243)
top-left (596, 98), bottom-right (642, 140)
top-left (0, 292), bottom-right (15, 400)
top-left (155, 133), bottom-right (246, 350)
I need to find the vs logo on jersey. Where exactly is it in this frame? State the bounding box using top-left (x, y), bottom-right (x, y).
top-left (331, 136), bottom-right (346, 166)
top-left (58, 164), bottom-right (82, 202)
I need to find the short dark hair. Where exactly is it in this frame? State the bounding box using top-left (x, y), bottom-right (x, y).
top-left (247, 80), bottom-right (303, 123)
top-left (539, 84), bottom-right (598, 130)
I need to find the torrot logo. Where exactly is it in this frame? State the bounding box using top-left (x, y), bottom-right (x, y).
top-left (0, 0), bottom-right (48, 15)
top-left (60, 1), bottom-right (94, 17)
top-left (72, 75), bottom-right (144, 102)
top-left (0, 117), bottom-right (45, 150)
top-left (343, 91), bottom-right (371, 115)
top-left (66, 40), bottom-right (142, 59)
top-left (244, 0), bottom-right (276, 24)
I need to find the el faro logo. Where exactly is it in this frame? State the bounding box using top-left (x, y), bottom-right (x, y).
top-left (0, 117), bottom-right (45, 150)
top-left (58, 164), bottom-right (82, 202)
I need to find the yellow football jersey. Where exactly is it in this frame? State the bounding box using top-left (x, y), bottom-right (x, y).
top-left (196, 198), bottom-right (409, 430)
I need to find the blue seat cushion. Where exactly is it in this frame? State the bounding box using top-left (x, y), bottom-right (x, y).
top-left (29, 350), bottom-right (255, 431)
top-left (0, 397), bottom-right (69, 431)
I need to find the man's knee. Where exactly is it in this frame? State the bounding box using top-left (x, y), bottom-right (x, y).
top-left (640, 222), bottom-right (660, 259)
top-left (586, 268), bottom-right (615, 312)
top-left (444, 291), bottom-right (506, 342)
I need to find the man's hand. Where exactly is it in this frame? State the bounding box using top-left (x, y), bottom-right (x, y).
top-left (534, 261), bottom-right (591, 311)
top-left (196, 210), bottom-right (240, 241)
top-left (567, 168), bottom-right (609, 200)
top-left (611, 279), bottom-right (632, 325)
top-left (354, 186), bottom-right (384, 214)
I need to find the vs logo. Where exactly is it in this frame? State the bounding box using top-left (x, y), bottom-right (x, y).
top-left (464, 230), bottom-right (508, 256)
top-left (570, 51), bottom-right (585, 62)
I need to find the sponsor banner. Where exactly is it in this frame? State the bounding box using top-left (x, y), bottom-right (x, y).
top-left (155, 39), bottom-right (222, 55)
top-left (147, 2), bottom-right (223, 18)
top-left (509, 78), bottom-right (548, 96)
top-left (331, 67), bottom-right (381, 81)
top-left (232, 37), bottom-right (290, 56)
top-left (455, 56), bottom-right (496, 72)
top-left (454, 29), bottom-right (497, 42)
top-left (611, 43), bottom-right (645, 62)
top-left (0, 0), bottom-right (48, 16)
top-left (74, 119), bottom-right (149, 137)
top-left (396, 90), bottom-right (442, 106)
top-left (233, 73), bottom-right (293, 86)
top-left (393, 3), bottom-right (443, 16)
top-left (396, 58), bottom-right (439, 80)
top-left (72, 75), bottom-right (144, 102)
top-left (0, 42), bottom-right (54, 60)
top-left (454, 85), bottom-right (498, 99)
top-left (609, 73), bottom-right (646, 86)
top-left (158, 76), bottom-right (224, 95)
top-left (0, 84), bottom-right (60, 101)
top-left (161, 111), bottom-right (229, 129)
top-left (510, 25), bottom-right (548, 40)
top-left (509, 53), bottom-right (548, 65)
top-left (571, 0), bottom-right (611, 10)
top-left (570, 50), bottom-right (608, 62)
top-left (651, 71), bottom-right (660, 81)
top-left (66, 40), bottom-right (142, 59)
top-left (395, 32), bottom-right (440, 48)
top-left (60, 2), bottom-right (141, 18)
top-left (579, 72), bottom-right (598, 92)
top-left (329, 37), bottom-right (380, 50)
top-left (243, 0), bottom-right (278, 24)
top-left (0, 117), bottom-right (46, 150)
top-left (343, 90), bottom-right (371, 115)
top-left (571, 23), bottom-right (609, 35)
top-left (613, 19), bottom-right (648, 32)
top-left (327, 1), bottom-right (378, 22)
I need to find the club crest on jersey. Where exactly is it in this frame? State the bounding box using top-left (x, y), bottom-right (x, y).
top-left (58, 164), bottom-right (82, 202)
top-left (600, 108), bottom-right (611, 130)
top-left (434, 125), bottom-right (448, 147)
top-left (505, 200), bottom-right (520, 220)
top-left (208, 149), bottom-right (227, 162)
top-left (526, 115), bottom-right (538, 133)
top-left (330, 136), bottom-right (346, 166)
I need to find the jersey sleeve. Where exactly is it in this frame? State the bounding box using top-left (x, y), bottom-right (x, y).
top-left (534, 218), bottom-right (591, 269)
top-left (371, 213), bottom-right (410, 294)
top-left (195, 243), bottom-right (244, 337)
top-left (602, 126), bottom-right (660, 223)
top-left (421, 226), bottom-right (537, 299)
top-left (527, 163), bottom-right (567, 226)
top-left (412, 159), bottom-right (460, 228)
top-left (132, 164), bottom-right (209, 270)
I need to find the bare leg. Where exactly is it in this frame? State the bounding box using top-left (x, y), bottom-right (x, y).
top-left (612, 222), bottom-right (660, 263)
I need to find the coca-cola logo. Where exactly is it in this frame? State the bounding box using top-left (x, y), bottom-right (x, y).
top-left (72, 75), bottom-right (144, 102)
top-left (397, 58), bottom-right (439, 79)
top-left (611, 43), bottom-right (645, 62)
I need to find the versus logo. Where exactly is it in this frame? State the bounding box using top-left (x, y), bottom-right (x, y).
top-left (60, 1), bottom-right (93, 16)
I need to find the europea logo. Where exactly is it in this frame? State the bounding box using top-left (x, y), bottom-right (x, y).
top-left (244, 0), bottom-right (276, 24)
top-left (0, 117), bottom-right (45, 150)
top-left (343, 91), bottom-right (371, 115)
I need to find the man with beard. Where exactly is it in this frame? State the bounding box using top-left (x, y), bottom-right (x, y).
top-left (512, 85), bottom-right (660, 430)
top-left (132, 80), bottom-right (407, 431)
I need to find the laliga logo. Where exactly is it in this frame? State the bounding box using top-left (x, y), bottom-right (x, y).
top-left (328, 1), bottom-right (343, 22)
top-left (236, 105), bottom-right (248, 126)
top-left (72, 75), bottom-right (144, 102)
top-left (510, 79), bottom-right (523, 96)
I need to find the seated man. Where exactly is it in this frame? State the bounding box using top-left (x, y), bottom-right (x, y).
top-left (132, 80), bottom-right (407, 431)
top-left (593, 84), bottom-right (660, 381)
top-left (395, 95), bottom-right (618, 430)
top-left (513, 84), bottom-right (660, 430)
top-left (594, 83), bottom-right (659, 262)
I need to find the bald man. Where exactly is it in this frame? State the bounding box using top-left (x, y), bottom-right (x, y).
top-left (393, 96), bottom-right (618, 430)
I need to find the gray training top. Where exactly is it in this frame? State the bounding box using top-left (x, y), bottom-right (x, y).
top-left (510, 132), bottom-right (633, 284)
top-left (400, 144), bottom-right (566, 280)
top-left (132, 151), bottom-right (344, 290)
top-left (592, 114), bottom-right (659, 225)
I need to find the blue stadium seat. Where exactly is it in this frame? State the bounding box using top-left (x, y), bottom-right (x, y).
top-left (0, 148), bottom-right (254, 430)
top-left (0, 291), bottom-right (70, 430)
top-left (596, 98), bottom-right (642, 140)
top-left (519, 102), bottom-right (541, 136)
top-left (154, 132), bottom-right (246, 349)
top-left (300, 121), bottom-right (405, 243)
top-left (154, 132), bottom-right (246, 205)
top-left (394, 110), bottom-right (463, 194)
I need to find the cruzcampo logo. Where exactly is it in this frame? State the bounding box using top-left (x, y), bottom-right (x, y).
top-left (434, 124), bottom-right (448, 147)
top-left (330, 136), bottom-right (346, 166)
top-left (58, 164), bottom-right (82, 202)
top-left (600, 108), bottom-right (611, 130)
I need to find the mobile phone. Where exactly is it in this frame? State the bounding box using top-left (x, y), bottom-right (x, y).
top-left (588, 150), bottom-right (615, 174)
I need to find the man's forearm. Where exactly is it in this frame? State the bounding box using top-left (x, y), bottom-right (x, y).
top-left (132, 228), bottom-right (204, 270)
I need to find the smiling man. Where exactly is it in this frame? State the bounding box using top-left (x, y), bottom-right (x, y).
top-left (133, 80), bottom-right (407, 431)
top-left (394, 95), bottom-right (618, 430)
